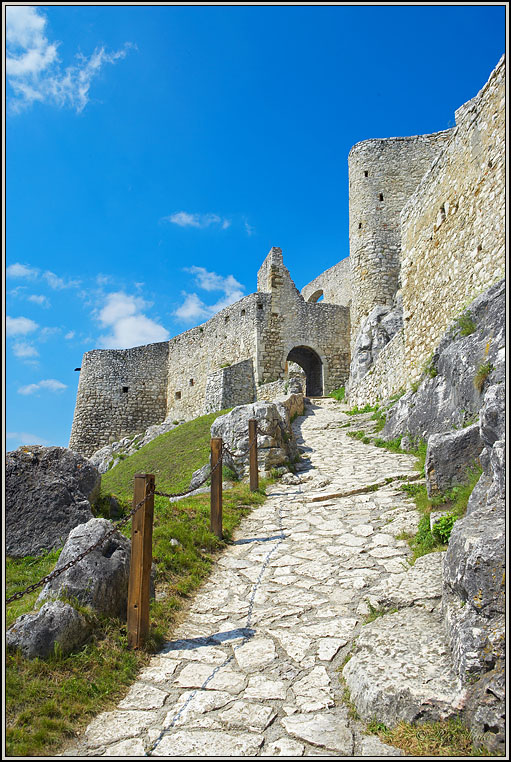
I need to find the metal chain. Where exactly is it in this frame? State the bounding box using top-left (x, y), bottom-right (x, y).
top-left (6, 492), bottom-right (153, 605)
top-left (7, 425), bottom-right (264, 605)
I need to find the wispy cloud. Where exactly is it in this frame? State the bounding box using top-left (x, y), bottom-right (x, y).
top-left (7, 431), bottom-right (50, 446)
top-left (6, 6), bottom-right (133, 113)
top-left (243, 218), bottom-right (255, 236)
top-left (6, 262), bottom-right (39, 279)
top-left (28, 294), bottom-right (51, 307)
top-left (164, 211), bottom-right (232, 230)
top-left (6, 316), bottom-right (39, 336)
top-left (18, 378), bottom-right (67, 395)
top-left (65, 331), bottom-right (75, 340)
top-left (12, 341), bottom-right (40, 359)
top-left (96, 291), bottom-right (170, 349)
top-left (174, 267), bottom-right (245, 322)
top-left (43, 271), bottom-right (81, 290)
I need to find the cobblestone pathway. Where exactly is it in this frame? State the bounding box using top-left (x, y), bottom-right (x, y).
top-left (65, 398), bottom-right (425, 757)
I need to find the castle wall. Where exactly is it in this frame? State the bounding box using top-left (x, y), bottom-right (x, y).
top-left (69, 342), bottom-right (169, 457)
top-left (165, 293), bottom-right (260, 421)
top-left (348, 129), bottom-right (452, 347)
top-left (401, 55), bottom-right (505, 381)
top-left (204, 359), bottom-right (257, 414)
top-left (300, 257), bottom-right (352, 306)
top-left (256, 248), bottom-right (350, 394)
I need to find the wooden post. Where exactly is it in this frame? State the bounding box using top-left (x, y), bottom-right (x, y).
top-left (210, 437), bottom-right (223, 539)
top-left (127, 473), bottom-right (154, 649)
top-left (249, 418), bottom-right (259, 492)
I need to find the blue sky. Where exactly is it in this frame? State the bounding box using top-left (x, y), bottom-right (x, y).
top-left (5, 4), bottom-right (506, 451)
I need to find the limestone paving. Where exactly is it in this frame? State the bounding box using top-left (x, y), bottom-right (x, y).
top-left (64, 399), bottom-right (454, 757)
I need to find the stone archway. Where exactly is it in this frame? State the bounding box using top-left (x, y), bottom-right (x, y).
top-left (307, 289), bottom-right (324, 303)
top-left (286, 346), bottom-right (323, 396)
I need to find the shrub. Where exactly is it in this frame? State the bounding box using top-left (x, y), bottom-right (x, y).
top-left (454, 312), bottom-right (476, 337)
top-left (329, 387), bottom-right (345, 402)
top-left (432, 512), bottom-right (458, 543)
top-left (474, 361), bottom-right (494, 393)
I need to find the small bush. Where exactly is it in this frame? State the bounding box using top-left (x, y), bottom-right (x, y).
top-left (454, 312), bottom-right (477, 337)
top-left (432, 512), bottom-right (458, 543)
top-left (474, 361), bottom-right (494, 393)
top-left (422, 354), bottom-right (438, 378)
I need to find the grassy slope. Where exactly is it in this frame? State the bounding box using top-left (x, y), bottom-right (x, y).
top-left (6, 410), bottom-right (269, 757)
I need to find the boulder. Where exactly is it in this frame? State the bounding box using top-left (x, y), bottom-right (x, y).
top-left (211, 394), bottom-right (303, 479)
top-left (463, 664), bottom-right (506, 755)
top-left (5, 446), bottom-right (100, 558)
top-left (189, 464), bottom-right (211, 491)
top-left (424, 424), bottom-right (483, 497)
top-left (6, 600), bottom-right (92, 660)
top-left (37, 518), bottom-right (131, 620)
top-left (89, 420), bottom-right (181, 474)
top-left (348, 299), bottom-right (403, 387)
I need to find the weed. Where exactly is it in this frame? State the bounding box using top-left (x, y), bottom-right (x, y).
top-left (454, 312), bottom-right (477, 337)
top-left (346, 402), bottom-right (379, 415)
top-left (372, 716), bottom-right (495, 756)
top-left (363, 602), bottom-right (398, 624)
top-left (367, 719), bottom-right (388, 734)
top-left (410, 379), bottom-right (420, 393)
top-left (422, 353), bottom-right (438, 378)
top-left (329, 387), bottom-right (345, 402)
top-left (432, 512), bottom-right (458, 543)
top-left (474, 361), bottom-right (494, 393)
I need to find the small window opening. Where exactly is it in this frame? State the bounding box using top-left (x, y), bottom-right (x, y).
top-left (488, 159), bottom-right (493, 169)
top-left (358, 222), bottom-right (363, 229)
top-left (175, 391), bottom-right (181, 400)
top-left (189, 379), bottom-right (194, 386)
top-left (440, 203), bottom-right (446, 220)
top-left (477, 244), bottom-right (483, 253)
top-left (241, 309), bottom-right (246, 316)
top-left (379, 193), bottom-right (384, 201)
top-left (257, 303), bottom-right (263, 310)
top-left (225, 315), bottom-right (230, 323)
top-left (364, 170), bottom-right (369, 177)
top-left (122, 386), bottom-right (129, 393)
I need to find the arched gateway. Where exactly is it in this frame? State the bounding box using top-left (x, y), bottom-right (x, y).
top-left (287, 346), bottom-right (323, 396)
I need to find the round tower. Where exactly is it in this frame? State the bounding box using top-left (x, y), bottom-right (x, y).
top-left (348, 131), bottom-right (452, 346)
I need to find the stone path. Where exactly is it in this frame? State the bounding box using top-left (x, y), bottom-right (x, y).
top-left (64, 398), bottom-right (457, 757)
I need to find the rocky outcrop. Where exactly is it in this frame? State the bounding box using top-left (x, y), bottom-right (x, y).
top-left (210, 393), bottom-right (304, 479)
top-left (37, 518), bottom-right (132, 619)
top-left (424, 424), bottom-right (483, 497)
top-left (383, 279), bottom-right (505, 442)
top-left (347, 297), bottom-right (403, 388)
top-left (5, 446), bottom-right (101, 558)
top-left (6, 600), bottom-right (92, 660)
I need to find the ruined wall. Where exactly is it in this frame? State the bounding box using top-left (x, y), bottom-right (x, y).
top-left (69, 342), bottom-right (169, 457)
top-left (256, 248), bottom-right (350, 394)
top-left (401, 55), bottom-right (506, 382)
top-left (165, 293), bottom-right (260, 421)
top-left (348, 129), bottom-right (452, 347)
top-left (204, 359), bottom-right (256, 414)
top-left (301, 257), bottom-right (352, 306)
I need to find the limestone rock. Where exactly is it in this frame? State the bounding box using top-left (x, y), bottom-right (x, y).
top-left (211, 395), bottom-right (303, 478)
top-left (6, 600), bottom-right (92, 660)
top-left (425, 424), bottom-right (483, 497)
top-left (5, 445), bottom-right (100, 558)
top-left (463, 664), bottom-right (506, 755)
top-left (348, 300), bottom-right (403, 386)
top-left (37, 518), bottom-right (131, 619)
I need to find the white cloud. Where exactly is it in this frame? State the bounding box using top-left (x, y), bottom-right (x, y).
top-left (6, 316), bottom-right (39, 336)
top-left (18, 378), bottom-right (67, 395)
top-left (28, 294), bottom-right (50, 307)
top-left (244, 219), bottom-right (255, 236)
top-left (43, 270), bottom-right (80, 290)
top-left (96, 291), bottom-right (170, 349)
top-left (6, 6), bottom-right (133, 113)
top-left (165, 211), bottom-right (232, 230)
top-left (6, 262), bottom-right (39, 278)
top-left (65, 331), bottom-right (75, 340)
top-left (174, 267), bottom-right (245, 323)
top-left (7, 431), bottom-right (50, 446)
top-left (12, 341), bottom-right (40, 359)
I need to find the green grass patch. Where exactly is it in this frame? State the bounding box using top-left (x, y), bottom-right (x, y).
top-left (370, 716), bottom-right (495, 756)
top-left (346, 402), bottom-right (379, 415)
top-left (363, 602), bottom-right (398, 624)
top-left (454, 311), bottom-right (477, 337)
top-left (6, 409), bottom-right (272, 757)
top-left (329, 387), bottom-right (345, 402)
top-left (474, 361), bottom-right (494, 393)
top-left (100, 409), bottom-right (231, 505)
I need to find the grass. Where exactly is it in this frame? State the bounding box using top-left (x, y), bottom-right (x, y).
top-left (474, 361), bottom-right (494, 393)
top-left (5, 409), bottom-right (271, 757)
top-left (329, 386), bottom-right (345, 402)
top-left (363, 602), bottom-right (398, 624)
top-left (399, 464), bottom-right (482, 564)
top-left (346, 402), bottom-right (379, 415)
top-left (454, 311), bottom-right (477, 337)
top-left (368, 716), bottom-right (495, 756)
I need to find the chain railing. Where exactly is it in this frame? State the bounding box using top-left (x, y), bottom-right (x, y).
top-left (7, 418), bottom-right (263, 648)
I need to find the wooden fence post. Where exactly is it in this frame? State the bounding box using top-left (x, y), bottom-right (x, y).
top-left (249, 418), bottom-right (259, 492)
top-left (127, 473), bottom-right (154, 649)
top-left (210, 437), bottom-right (223, 539)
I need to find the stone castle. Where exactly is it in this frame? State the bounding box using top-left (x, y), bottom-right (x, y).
top-left (70, 56), bottom-right (505, 457)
